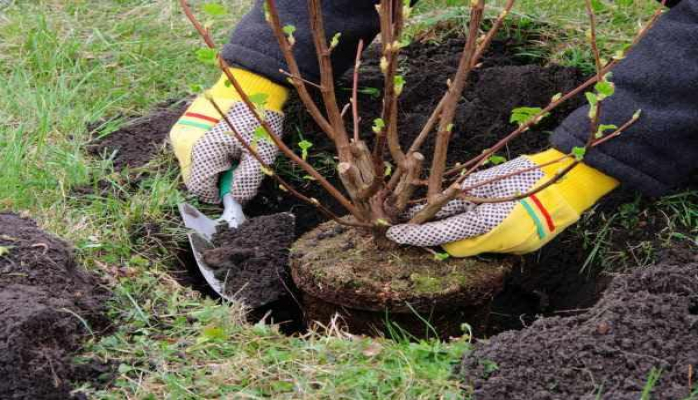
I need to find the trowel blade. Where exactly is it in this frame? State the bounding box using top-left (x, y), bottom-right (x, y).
top-left (178, 202), bottom-right (218, 241)
top-left (187, 232), bottom-right (236, 302)
top-left (178, 203), bottom-right (235, 302)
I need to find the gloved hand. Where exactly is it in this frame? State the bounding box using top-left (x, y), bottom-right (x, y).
top-left (387, 149), bottom-right (619, 257)
top-left (170, 68), bottom-right (288, 204)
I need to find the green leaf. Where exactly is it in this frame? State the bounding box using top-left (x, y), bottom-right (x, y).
top-left (253, 126), bottom-right (272, 144)
top-left (572, 146), bottom-right (587, 161)
top-left (202, 3), bottom-right (227, 16)
top-left (248, 93), bottom-right (269, 107)
top-left (394, 75), bottom-right (405, 95)
top-left (595, 81), bottom-right (615, 100)
top-left (298, 139), bottom-right (313, 161)
top-left (283, 25), bottom-right (296, 45)
top-left (263, 2), bottom-right (271, 22)
top-left (330, 32), bottom-right (342, 49)
top-left (613, 49), bottom-right (626, 61)
top-left (595, 124), bottom-right (618, 139)
top-left (195, 48), bottom-right (218, 65)
top-left (551, 92), bottom-right (563, 102)
top-left (487, 155), bottom-right (507, 165)
top-left (358, 87), bottom-right (381, 98)
top-left (434, 252), bottom-right (450, 262)
top-left (375, 219), bottom-right (391, 227)
top-left (633, 109), bottom-right (643, 120)
top-left (372, 118), bottom-right (385, 134)
top-left (585, 92), bottom-right (598, 107)
top-left (189, 84), bottom-right (204, 93)
top-left (510, 107), bottom-right (547, 126)
top-left (384, 161), bottom-right (393, 177)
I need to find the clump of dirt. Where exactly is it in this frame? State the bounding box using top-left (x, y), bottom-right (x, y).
top-left (460, 262), bottom-right (698, 399)
top-left (88, 101), bottom-right (187, 171)
top-left (291, 221), bottom-right (514, 338)
top-left (0, 213), bottom-right (110, 399)
top-left (203, 213), bottom-right (296, 307)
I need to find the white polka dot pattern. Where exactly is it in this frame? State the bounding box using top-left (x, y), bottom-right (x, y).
top-left (387, 157), bottom-right (545, 247)
top-left (187, 103), bottom-right (284, 204)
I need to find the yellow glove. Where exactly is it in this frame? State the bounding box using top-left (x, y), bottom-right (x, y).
top-left (170, 68), bottom-right (288, 204)
top-left (387, 149), bottom-right (619, 257)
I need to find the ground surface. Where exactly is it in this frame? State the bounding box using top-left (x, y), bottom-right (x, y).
top-left (461, 262), bottom-right (698, 400)
top-left (1, 0), bottom-right (694, 398)
top-left (0, 213), bottom-right (109, 399)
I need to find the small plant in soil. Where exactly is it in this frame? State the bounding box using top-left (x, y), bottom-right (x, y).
top-left (181, 0), bottom-right (660, 247)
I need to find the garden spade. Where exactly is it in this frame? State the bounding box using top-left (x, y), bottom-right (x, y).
top-left (178, 169), bottom-right (244, 301)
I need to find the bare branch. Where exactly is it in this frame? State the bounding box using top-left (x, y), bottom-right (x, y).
top-left (278, 69), bottom-right (323, 90)
top-left (307, 0), bottom-right (352, 160)
top-left (380, 0), bottom-right (408, 167)
top-left (427, 0), bottom-right (485, 199)
top-left (352, 40), bottom-right (365, 143)
top-left (584, 0), bottom-right (603, 149)
top-left (471, 0), bottom-right (516, 67)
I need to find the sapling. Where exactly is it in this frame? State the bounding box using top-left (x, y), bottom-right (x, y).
top-left (180, 0), bottom-right (664, 246)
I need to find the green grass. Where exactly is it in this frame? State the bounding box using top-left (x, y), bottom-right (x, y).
top-left (1, 0), bottom-right (692, 398)
top-left (413, 0), bottom-right (664, 73)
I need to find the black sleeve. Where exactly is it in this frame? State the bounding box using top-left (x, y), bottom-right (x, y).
top-left (221, 0), bottom-right (381, 85)
top-left (551, 0), bottom-right (698, 196)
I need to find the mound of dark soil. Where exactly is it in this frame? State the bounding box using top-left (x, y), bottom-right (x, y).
top-left (0, 213), bottom-right (110, 399)
top-left (88, 101), bottom-right (187, 171)
top-left (203, 213), bottom-right (296, 307)
top-left (461, 262), bottom-right (698, 399)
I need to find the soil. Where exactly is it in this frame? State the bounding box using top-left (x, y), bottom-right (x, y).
top-left (460, 262), bottom-right (698, 400)
top-left (0, 212), bottom-right (111, 399)
top-left (87, 100), bottom-right (188, 172)
top-left (204, 213), bottom-right (296, 308)
top-left (291, 221), bottom-right (513, 338)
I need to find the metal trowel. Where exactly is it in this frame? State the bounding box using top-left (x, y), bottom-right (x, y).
top-left (178, 169), bottom-right (244, 301)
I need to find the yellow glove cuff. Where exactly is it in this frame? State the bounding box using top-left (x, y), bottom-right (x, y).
top-left (209, 68), bottom-right (288, 113)
top-left (528, 148), bottom-right (619, 214)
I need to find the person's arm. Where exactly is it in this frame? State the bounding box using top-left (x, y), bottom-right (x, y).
top-left (221, 0), bottom-right (382, 85)
top-left (552, 0), bottom-right (698, 196)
